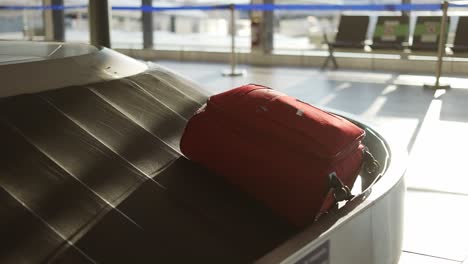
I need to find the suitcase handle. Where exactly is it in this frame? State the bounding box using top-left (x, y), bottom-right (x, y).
top-left (315, 148), bottom-right (380, 221)
top-left (315, 173), bottom-right (353, 221)
top-left (333, 148), bottom-right (380, 202)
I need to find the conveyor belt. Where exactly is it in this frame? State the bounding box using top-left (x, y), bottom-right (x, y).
top-left (0, 69), bottom-right (296, 264)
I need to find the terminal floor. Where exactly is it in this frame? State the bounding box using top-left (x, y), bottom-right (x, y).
top-left (157, 60), bottom-right (468, 264)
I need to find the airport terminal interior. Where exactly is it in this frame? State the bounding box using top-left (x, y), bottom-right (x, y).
top-left (1, 0), bottom-right (468, 264)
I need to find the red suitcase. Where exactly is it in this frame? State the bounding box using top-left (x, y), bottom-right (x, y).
top-left (181, 84), bottom-right (375, 228)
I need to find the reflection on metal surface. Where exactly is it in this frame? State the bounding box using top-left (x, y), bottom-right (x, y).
top-left (0, 65), bottom-right (299, 263)
top-left (0, 42), bottom-right (147, 98)
top-left (293, 240), bottom-right (330, 264)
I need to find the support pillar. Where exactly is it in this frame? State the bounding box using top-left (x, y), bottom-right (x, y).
top-left (142, 0), bottom-right (153, 49)
top-left (43, 0), bottom-right (64, 41)
top-left (222, 4), bottom-right (246, 76)
top-left (89, 0), bottom-right (111, 48)
top-left (250, 0), bottom-right (273, 55)
top-left (402, 0), bottom-right (411, 16)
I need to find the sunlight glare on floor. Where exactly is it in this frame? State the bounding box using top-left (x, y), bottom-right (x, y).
top-left (394, 74), bottom-right (468, 89)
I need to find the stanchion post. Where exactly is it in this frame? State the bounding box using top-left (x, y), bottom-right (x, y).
top-left (222, 4), bottom-right (245, 77)
top-left (230, 4), bottom-right (236, 74)
top-left (424, 1), bottom-right (450, 89)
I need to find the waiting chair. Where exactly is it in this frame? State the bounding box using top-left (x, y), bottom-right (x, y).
top-left (322, 16), bottom-right (370, 69)
top-left (452, 16), bottom-right (468, 54)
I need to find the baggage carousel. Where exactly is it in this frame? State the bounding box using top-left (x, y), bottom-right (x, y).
top-left (0, 42), bottom-right (406, 264)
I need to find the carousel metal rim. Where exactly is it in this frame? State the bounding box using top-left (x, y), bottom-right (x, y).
top-left (0, 41), bottom-right (100, 66)
top-left (0, 41), bottom-right (148, 99)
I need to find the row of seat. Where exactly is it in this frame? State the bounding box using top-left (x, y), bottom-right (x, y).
top-left (330, 15), bottom-right (468, 52)
top-left (323, 15), bottom-right (468, 68)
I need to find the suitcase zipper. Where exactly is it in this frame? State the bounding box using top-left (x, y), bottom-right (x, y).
top-left (254, 97), bottom-right (366, 160)
top-left (332, 139), bottom-right (363, 163)
top-left (207, 101), bottom-right (363, 160)
top-left (262, 97), bottom-right (366, 152)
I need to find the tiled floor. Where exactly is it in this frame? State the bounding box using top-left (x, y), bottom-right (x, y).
top-left (157, 60), bottom-right (468, 264)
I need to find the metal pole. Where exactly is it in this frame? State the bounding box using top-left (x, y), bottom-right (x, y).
top-left (142, 0), bottom-right (153, 49)
top-left (263, 0), bottom-right (274, 54)
top-left (222, 4), bottom-right (245, 76)
top-left (230, 4), bottom-right (236, 74)
top-left (89, 0), bottom-right (111, 48)
top-left (52, 0), bottom-right (64, 41)
top-left (425, 1), bottom-right (450, 89)
top-left (22, 9), bottom-right (32, 40)
top-left (43, 0), bottom-right (64, 41)
top-left (435, 1), bottom-right (449, 87)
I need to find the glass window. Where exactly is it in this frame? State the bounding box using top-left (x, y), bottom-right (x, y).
top-left (152, 0), bottom-right (251, 52)
top-left (0, 0), bottom-right (45, 41)
top-left (110, 0), bottom-right (142, 48)
top-left (64, 0), bottom-right (89, 43)
top-left (273, 1), bottom-right (339, 52)
top-left (273, 0), bottom-right (403, 52)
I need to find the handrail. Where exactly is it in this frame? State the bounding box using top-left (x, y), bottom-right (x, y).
top-left (2, 3), bottom-right (466, 12)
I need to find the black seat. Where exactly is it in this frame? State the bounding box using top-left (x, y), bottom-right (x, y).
top-left (322, 16), bottom-right (369, 69)
top-left (331, 16), bottom-right (370, 49)
top-left (452, 16), bottom-right (468, 54)
top-left (371, 16), bottom-right (409, 50)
